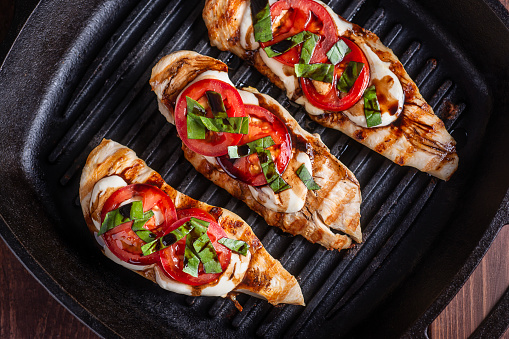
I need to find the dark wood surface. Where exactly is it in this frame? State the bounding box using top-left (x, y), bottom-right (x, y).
top-left (1, 1), bottom-right (509, 338)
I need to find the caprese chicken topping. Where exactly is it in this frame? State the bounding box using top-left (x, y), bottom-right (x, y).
top-left (252, 0), bottom-right (396, 128)
top-left (173, 76), bottom-right (321, 196)
top-left (98, 183), bottom-right (249, 287)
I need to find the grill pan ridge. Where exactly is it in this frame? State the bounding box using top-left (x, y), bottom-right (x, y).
top-left (1, 0), bottom-right (509, 338)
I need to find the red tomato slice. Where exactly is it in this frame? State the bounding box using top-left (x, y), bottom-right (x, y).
top-left (101, 184), bottom-right (177, 265)
top-left (301, 37), bottom-right (370, 111)
top-left (177, 208), bottom-right (216, 222)
top-left (216, 104), bottom-right (292, 186)
top-left (260, 0), bottom-right (339, 65)
top-left (174, 78), bottom-right (246, 157)
top-left (159, 216), bottom-right (231, 286)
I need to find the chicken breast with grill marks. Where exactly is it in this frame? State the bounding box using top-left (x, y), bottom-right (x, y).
top-left (202, 0), bottom-right (459, 181)
top-left (150, 50), bottom-right (362, 250)
top-left (80, 139), bottom-right (304, 306)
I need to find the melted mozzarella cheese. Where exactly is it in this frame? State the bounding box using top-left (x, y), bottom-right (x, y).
top-left (239, 1), bottom-right (259, 50)
top-left (238, 89), bottom-right (260, 105)
top-left (154, 251), bottom-right (251, 297)
top-left (259, 48), bottom-right (299, 98)
top-left (90, 175), bottom-right (128, 231)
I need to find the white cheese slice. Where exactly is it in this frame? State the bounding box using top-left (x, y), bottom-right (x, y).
top-left (154, 251), bottom-right (251, 297)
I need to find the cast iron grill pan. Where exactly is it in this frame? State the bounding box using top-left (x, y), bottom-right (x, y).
top-left (1, 0), bottom-right (509, 338)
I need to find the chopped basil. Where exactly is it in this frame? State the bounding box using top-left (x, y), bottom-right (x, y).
top-left (258, 149), bottom-right (291, 193)
top-left (183, 218), bottom-right (222, 276)
top-left (186, 96), bottom-right (206, 116)
top-left (269, 175), bottom-right (292, 194)
top-left (186, 111), bottom-right (249, 139)
top-left (218, 238), bottom-right (249, 256)
top-left (337, 61), bottom-right (364, 93)
top-left (363, 85), bottom-right (382, 127)
top-left (264, 31), bottom-right (315, 58)
top-left (228, 136), bottom-right (275, 159)
top-left (299, 33), bottom-right (320, 64)
top-left (98, 201), bottom-right (154, 241)
top-left (141, 221), bottom-right (194, 256)
top-left (253, 2), bottom-right (272, 43)
top-left (206, 91), bottom-right (227, 118)
top-left (131, 211), bottom-right (156, 242)
top-left (296, 164), bottom-right (320, 190)
top-left (183, 233), bottom-right (201, 277)
top-left (294, 63), bottom-right (334, 83)
top-left (326, 40), bottom-right (351, 65)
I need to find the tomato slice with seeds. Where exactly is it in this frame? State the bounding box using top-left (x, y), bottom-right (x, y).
top-left (174, 78), bottom-right (246, 157)
top-left (101, 184), bottom-right (177, 265)
top-left (159, 216), bottom-right (231, 286)
top-left (216, 104), bottom-right (292, 186)
top-left (301, 37), bottom-right (370, 111)
top-left (260, 0), bottom-right (339, 65)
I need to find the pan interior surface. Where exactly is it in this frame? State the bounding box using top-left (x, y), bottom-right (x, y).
top-left (1, 0), bottom-right (508, 338)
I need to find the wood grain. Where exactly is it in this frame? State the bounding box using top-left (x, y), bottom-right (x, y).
top-left (0, 239), bottom-right (99, 339)
top-left (429, 225), bottom-right (509, 339)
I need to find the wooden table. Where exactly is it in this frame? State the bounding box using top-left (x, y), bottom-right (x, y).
top-left (1, 1), bottom-right (509, 338)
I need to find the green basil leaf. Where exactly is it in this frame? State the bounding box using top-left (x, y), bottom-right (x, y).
top-left (299, 33), bottom-right (320, 64)
top-left (189, 217), bottom-right (209, 231)
top-left (326, 39), bottom-right (351, 65)
top-left (206, 91), bottom-right (227, 118)
top-left (183, 233), bottom-right (201, 277)
top-left (337, 61), bottom-right (364, 93)
top-left (363, 85), bottom-right (382, 128)
top-left (296, 164), bottom-right (320, 190)
top-left (129, 200), bottom-right (144, 219)
top-left (218, 237), bottom-right (249, 256)
top-left (99, 202), bottom-right (147, 236)
top-left (186, 96), bottom-right (206, 116)
top-left (194, 233), bottom-right (222, 274)
top-left (141, 221), bottom-right (194, 256)
top-left (264, 31), bottom-right (311, 58)
top-left (253, 2), bottom-right (272, 43)
top-left (131, 210), bottom-right (156, 243)
top-left (187, 111), bottom-right (207, 139)
top-left (187, 112), bottom-right (249, 139)
top-left (257, 149), bottom-right (291, 193)
top-left (294, 63), bottom-right (334, 83)
top-left (269, 176), bottom-right (292, 193)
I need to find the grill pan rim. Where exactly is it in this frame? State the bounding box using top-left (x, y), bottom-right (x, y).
top-left (1, 0), bottom-right (509, 337)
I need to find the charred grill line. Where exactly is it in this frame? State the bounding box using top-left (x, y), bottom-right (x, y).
top-left (399, 41), bottom-right (422, 67)
top-left (383, 24), bottom-right (403, 47)
top-left (60, 0), bottom-right (168, 121)
top-left (363, 7), bottom-right (386, 33)
top-left (50, 0), bottom-right (194, 164)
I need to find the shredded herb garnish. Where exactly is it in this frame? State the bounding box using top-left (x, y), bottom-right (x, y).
top-left (337, 61), bottom-right (364, 93)
top-left (363, 85), bottom-right (382, 127)
top-left (296, 164), bottom-right (320, 190)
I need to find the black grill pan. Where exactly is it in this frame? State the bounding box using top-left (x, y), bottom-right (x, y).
top-left (1, 0), bottom-right (509, 338)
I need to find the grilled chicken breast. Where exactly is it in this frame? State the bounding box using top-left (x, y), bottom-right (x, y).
top-left (202, 0), bottom-right (459, 180)
top-left (150, 50), bottom-right (362, 250)
top-left (80, 139), bottom-right (304, 306)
